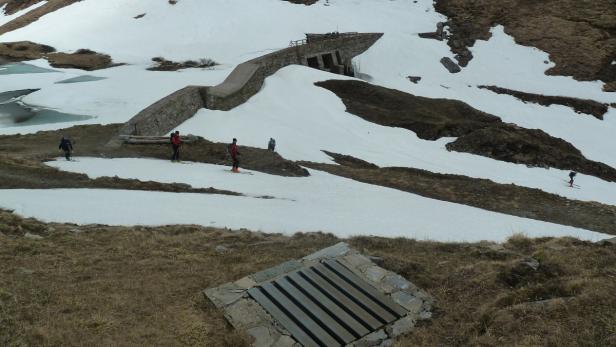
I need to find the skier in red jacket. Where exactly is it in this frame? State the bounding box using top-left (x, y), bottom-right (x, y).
top-left (228, 138), bottom-right (240, 172)
top-left (171, 131), bottom-right (182, 162)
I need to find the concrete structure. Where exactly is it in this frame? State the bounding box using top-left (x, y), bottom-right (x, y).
top-left (120, 33), bottom-right (383, 137)
top-left (205, 242), bottom-right (432, 347)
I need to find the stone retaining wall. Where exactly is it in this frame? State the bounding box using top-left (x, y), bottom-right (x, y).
top-left (120, 33), bottom-right (383, 136)
top-left (120, 86), bottom-right (205, 136)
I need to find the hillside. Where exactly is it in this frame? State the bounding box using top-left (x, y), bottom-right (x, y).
top-left (1, 0), bottom-right (616, 345)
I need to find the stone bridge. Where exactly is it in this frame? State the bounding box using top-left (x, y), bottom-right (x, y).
top-left (119, 32), bottom-right (383, 137)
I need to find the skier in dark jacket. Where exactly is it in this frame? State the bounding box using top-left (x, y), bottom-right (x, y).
top-left (268, 138), bottom-right (276, 152)
top-left (58, 136), bottom-right (73, 161)
top-left (171, 131), bottom-right (182, 162)
top-left (568, 171), bottom-right (577, 187)
top-left (228, 138), bottom-right (240, 172)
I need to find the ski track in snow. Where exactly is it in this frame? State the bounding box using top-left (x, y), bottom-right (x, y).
top-left (1, 0), bottom-right (615, 240)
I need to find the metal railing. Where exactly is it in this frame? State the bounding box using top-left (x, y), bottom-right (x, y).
top-left (289, 32), bottom-right (361, 47)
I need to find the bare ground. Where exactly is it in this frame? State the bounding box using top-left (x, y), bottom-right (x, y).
top-left (1, 210), bottom-right (615, 346)
top-left (0, 124), bottom-right (308, 177)
top-left (317, 79), bottom-right (616, 182)
top-left (0, 0), bottom-right (80, 36)
top-left (434, 0), bottom-right (616, 91)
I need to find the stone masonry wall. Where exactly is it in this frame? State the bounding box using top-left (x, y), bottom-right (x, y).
top-left (120, 86), bottom-right (204, 136)
top-left (206, 33), bottom-right (383, 111)
top-left (119, 33), bottom-right (383, 136)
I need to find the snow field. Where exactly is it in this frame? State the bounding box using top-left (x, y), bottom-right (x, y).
top-left (0, 158), bottom-right (610, 243)
top-left (1, 0), bottom-right (615, 240)
top-left (178, 65), bottom-right (616, 207)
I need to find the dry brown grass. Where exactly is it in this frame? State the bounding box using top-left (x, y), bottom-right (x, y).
top-left (2, 210), bottom-right (615, 346)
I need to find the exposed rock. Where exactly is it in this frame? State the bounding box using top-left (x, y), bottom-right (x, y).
top-left (1, 0), bottom-right (44, 15)
top-left (479, 85), bottom-right (609, 119)
top-left (0, 41), bottom-right (55, 61)
top-left (215, 245), bottom-right (229, 253)
top-left (418, 22), bottom-right (446, 41)
top-left (147, 57), bottom-right (218, 71)
top-left (434, 0), bottom-right (616, 90)
top-left (407, 76), bottom-right (421, 84)
top-left (440, 57), bottom-right (461, 73)
top-left (272, 334), bottom-right (299, 347)
top-left (234, 276), bottom-right (257, 289)
top-left (316, 79), bottom-right (499, 141)
top-left (380, 274), bottom-right (414, 294)
top-left (354, 329), bottom-right (388, 347)
top-left (133, 13), bottom-right (146, 19)
top-left (303, 242), bottom-right (350, 260)
top-left (246, 326), bottom-right (277, 347)
top-left (365, 265), bottom-right (387, 283)
top-left (251, 260), bottom-right (302, 282)
top-left (386, 316), bottom-right (417, 337)
top-left (24, 232), bottom-right (43, 240)
top-left (323, 150), bottom-right (379, 169)
top-left (47, 49), bottom-right (114, 70)
top-left (283, 0), bottom-right (318, 5)
top-left (391, 291), bottom-right (423, 314)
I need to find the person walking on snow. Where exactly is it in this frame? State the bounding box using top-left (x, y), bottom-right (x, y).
top-left (268, 137), bottom-right (276, 152)
top-left (228, 138), bottom-right (240, 172)
top-left (58, 135), bottom-right (73, 161)
top-left (171, 131), bottom-right (182, 162)
top-left (568, 171), bottom-right (577, 187)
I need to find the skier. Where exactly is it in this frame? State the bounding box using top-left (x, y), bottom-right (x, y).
top-left (228, 138), bottom-right (240, 172)
top-left (58, 135), bottom-right (73, 161)
top-left (171, 131), bottom-right (182, 162)
top-left (568, 171), bottom-right (577, 187)
top-left (268, 137), bottom-right (276, 152)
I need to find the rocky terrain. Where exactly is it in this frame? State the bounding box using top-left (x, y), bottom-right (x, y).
top-left (434, 0), bottom-right (616, 91)
top-left (478, 85), bottom-right (610, 120)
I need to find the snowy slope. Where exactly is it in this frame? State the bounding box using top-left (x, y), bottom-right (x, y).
top-left (1, 0), bottom-right (616, 241)
top-left (178, 65), bottom-right (616, 206)
top-left (1, 158), bottom-right (610, 242)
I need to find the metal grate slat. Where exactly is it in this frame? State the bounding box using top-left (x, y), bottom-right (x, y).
top-left (248, 262), bottom-right (410, 347)
top-left (247, 287), bottom-right (321, 347)
top-left (261, 282), bottom-right (340, 347)
top-left (324, 260), bottom-right (408, 317)
top-left (312, 264), bottom-right (396, 323)
top-left (277, 277), bottom-right (356, 344)
top-left (287, 271), bottom-right (370, 338)
top-left (301, 268), bottom-right (382, 329)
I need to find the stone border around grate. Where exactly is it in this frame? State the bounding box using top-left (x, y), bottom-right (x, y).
top-left (204, 242), bottom-right (433, 347)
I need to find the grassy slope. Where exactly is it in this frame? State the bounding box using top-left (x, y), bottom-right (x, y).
top-left (1, 210), bottom-right (615, 346)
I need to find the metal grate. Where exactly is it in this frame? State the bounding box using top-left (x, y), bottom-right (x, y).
top-left (247, 260), bottom-right (407, 347)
